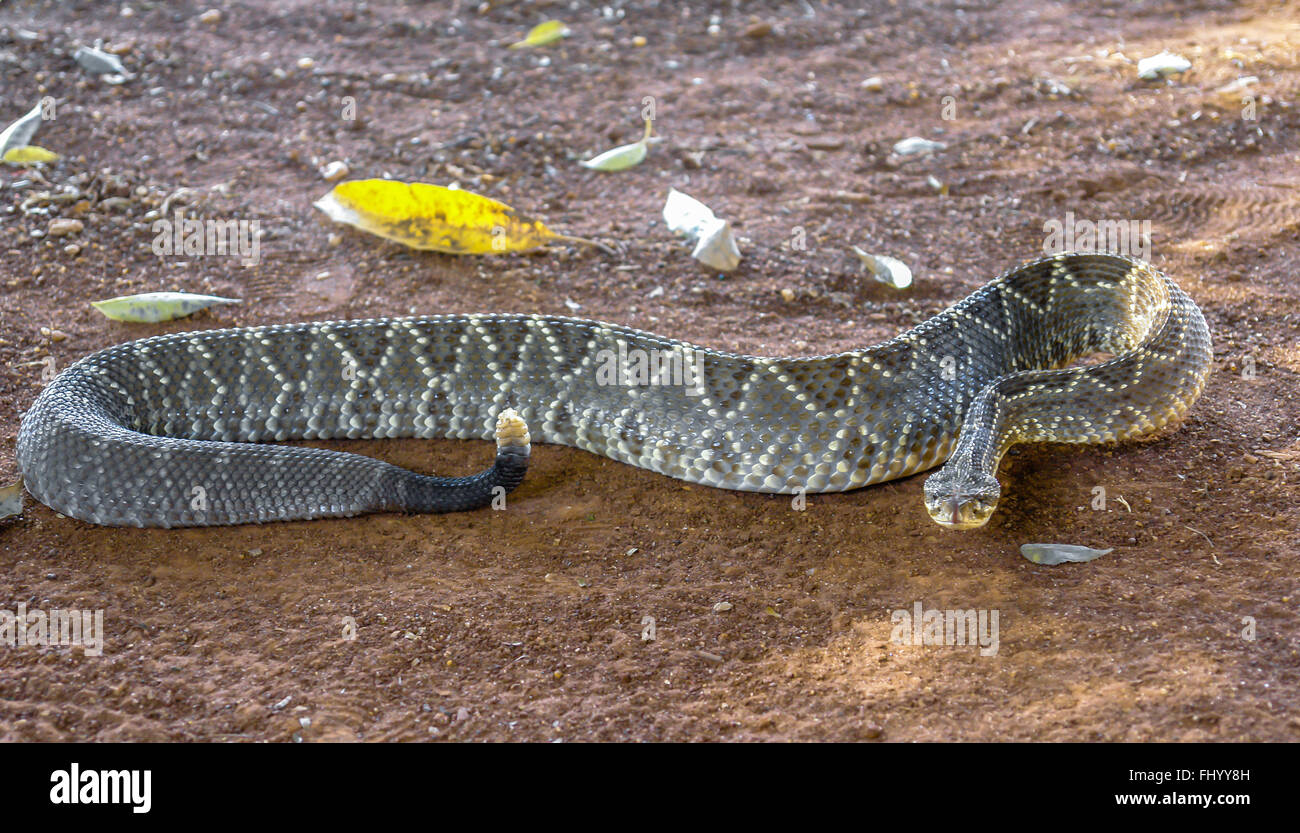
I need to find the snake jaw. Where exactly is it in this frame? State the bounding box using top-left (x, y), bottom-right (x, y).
top-left (923, 471), bottom-right (1001, 530)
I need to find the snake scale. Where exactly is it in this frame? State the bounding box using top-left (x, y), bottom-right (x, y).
top-left (16, 252), bottom-right (1211, 529)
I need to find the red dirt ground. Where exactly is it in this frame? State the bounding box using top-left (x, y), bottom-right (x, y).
top-left (0, 0), bottom-right (1296, 741)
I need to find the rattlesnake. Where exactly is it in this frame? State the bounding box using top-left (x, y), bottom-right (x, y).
top-left (16, 252), bottom-right (1211, 529)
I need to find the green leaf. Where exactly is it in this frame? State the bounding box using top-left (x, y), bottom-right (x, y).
top-left (91, 292), bottom-right (242, 323)
top-left (579, 119), bottom-right (653, 171)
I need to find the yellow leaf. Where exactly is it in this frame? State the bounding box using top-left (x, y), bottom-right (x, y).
top-left (314, 179), bottom-right (568, 254)
top-left (509, 20), bottom-right (570, 49)
top-left (3, 145), bottom-right (59, 164)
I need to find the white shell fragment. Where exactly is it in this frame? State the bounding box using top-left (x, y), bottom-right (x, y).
top-left (91, 292), bottom-right (242, 323)
top-left (1137, 51), bottom-right (1191, 80)
top-left (1019, 543), bottom-right (1114, 566)
top-left (852, 246), bottom-right (913, 289)
top-left (0, 102), bottom-right (45, 158)
top-left (662, 188), bottom-right (741, 272)
top-left (892, 137), bottom-right (946, 156)
top-left (73, 45), bottom-right (129, 77)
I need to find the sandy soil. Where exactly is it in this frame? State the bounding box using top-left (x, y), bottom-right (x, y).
top-left (0, 0), bottom-right (1297, 742)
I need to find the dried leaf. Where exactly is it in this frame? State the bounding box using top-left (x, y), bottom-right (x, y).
top-left (509, 20), bottom-right (570, 49)
top-left (0, 102), bottom-right (46, 159)
top-left (73, 45), bottom-right (128, 76)
top-left (662, 188), bottom-right (741, 271)
top-left (314, 179), bottom-right (569, 254)
top-left (1137, 51), bottom-right (1191, 80)
top-left (852, 247), bottom-right (913, 289)
top-left (1019, 543), bottom-right (1113, 566)
top-left (0, 479), bottom-right (23, 522)
top-left (91, 292), bottom-right (242, 323)
top-left (892, 137), bottom-right (946, 156)
top-left (580, 118), bottom-right (652, 171)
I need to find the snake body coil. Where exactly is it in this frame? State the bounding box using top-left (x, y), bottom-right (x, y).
top-left (17, 253), bottom-right (1211, 528)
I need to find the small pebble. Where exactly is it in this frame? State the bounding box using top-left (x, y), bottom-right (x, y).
top-left (861, 76), bottom-right (885, 92)
top-left (198, 9), bottom-right (222, 24)
top-left (780, 288), bottom-right (796, 303)
top-left (320, 160), bottom-right (349, 181)
top-left (47, 218), bottom-right (84, 237)
top-left (297, 57), bottom-right (315, 70)
top-left (631, 36), bottom-right (646, 47)
top-left (712, 602), bottom-right (733, 613)
top-left (63, 243), bottom-right (81, 256)
top-left (744, 21), bottom-right (772, 38)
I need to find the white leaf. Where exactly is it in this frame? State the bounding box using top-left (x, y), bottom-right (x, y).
top-left (1019, 543), bottom-right (1114, 565)
top-left (892, 137), bottom-right (946, 156)
top-left (91, 292), bottom-right (242, 323)
top-left (0, 103), bottom-right (44, 158)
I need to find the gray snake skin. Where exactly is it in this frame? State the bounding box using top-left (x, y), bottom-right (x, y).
top-left (17, 252), bottom-right (1211, 529)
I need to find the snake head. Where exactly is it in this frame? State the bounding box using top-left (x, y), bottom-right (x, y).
top-left (922, 469), bottom-right (1001, 530)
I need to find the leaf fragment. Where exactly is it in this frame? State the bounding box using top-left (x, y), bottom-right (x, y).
top-left (1019, 543), bottom-right (1114, 566)
top-left (509, 20), bottom-right (570, 49)
top-left (91, 292), bottom-right (242, 323)
top-left (314, 179), bottom-right (569, 254)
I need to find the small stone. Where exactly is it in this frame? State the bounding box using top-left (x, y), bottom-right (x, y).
top-left (861, 76), bottom-right (885, 92)
top-left (744, 21), bottom-right (773, 38)
top-left (198, 9), bottom-right (222, 24)
top-left (863, 723), bottom-right (883, 739)
top-left (297, 57), bottom-right (315, 70)
top-left (63, 243), bottom-right (81, 256)
top-left (712, 601), bottom-right (733, 613)
top-left (47, 218), bottom-right (84, 237)
top-left (631, 35), bottom-right (647, 47)
top-left (780, 288), bottom-right (796, 303)
top-left (320, 160), bottom-right (349, 181)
